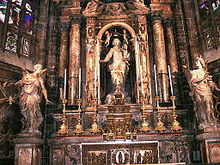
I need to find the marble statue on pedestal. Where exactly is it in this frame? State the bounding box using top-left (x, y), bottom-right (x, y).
top-left (16, 64), bottom-right (51, 134)
top-left (184, 57), bottom-right (220, 129)
top-left (100, 38), bottom-right (130, 104)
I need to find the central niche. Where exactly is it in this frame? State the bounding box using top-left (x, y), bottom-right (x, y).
top-left (99, 26), bottom-right (136, 104)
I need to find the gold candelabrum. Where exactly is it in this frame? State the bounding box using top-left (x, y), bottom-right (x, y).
top-left (139, 112), bottom-right (151, 132)
top-left (89, 98), bottom-right (101, 133)
top-left (140, 94), bottom-right (151, 132)
top-left (155, 96), bottom-right (166, 132)
top-left (73, 99), bottom-right (84, 134)
top-left (170, 96), bottom-right (182, 131)
top-left (57, 99), bottom-right (69, 134)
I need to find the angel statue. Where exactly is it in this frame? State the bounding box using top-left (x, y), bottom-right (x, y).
top-left (5, 64), bottom-right (51, 134)
top-left (125, 0), bottom-right (148, 11)
top-left (183, 56), bottom-right (220, 129)
top-left (83, 0), bottom-right (104, 14)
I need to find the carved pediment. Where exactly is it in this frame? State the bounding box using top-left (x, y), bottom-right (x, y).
top-left (103, 3), bottom-right (127, 16)
top-left (83, 0), bottom-right (149, 17)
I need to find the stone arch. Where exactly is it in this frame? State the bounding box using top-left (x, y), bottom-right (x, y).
top-left (97, 22), bottom-right (136, 40)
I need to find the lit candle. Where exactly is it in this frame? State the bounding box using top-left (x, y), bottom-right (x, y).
top-left (64, 69), bottom-right (67, 99)
top-left (78, 68), bottom-right (81, 99)
top-left (168, 65), bottom-right (174, 96)
top-left (154, 65), bottom-right (158, 96)
top-left (94, 67), bottom-right (97, 98)
top-left (140, 67), bottom-right (144, 96)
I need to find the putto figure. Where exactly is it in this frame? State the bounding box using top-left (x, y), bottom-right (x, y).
top-left (16, 64), bottom-right (51, 134)
top-left (104, 30), bottom-right (112, 47)
top-left (184, 57), bottom-right (220, 129)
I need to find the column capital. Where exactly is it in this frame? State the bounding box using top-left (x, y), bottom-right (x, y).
top-left (70, 14), bottom-right (82, 24)
top-left (150, 10), bottom-right (163, 22)
top-left (59, 21), bottom-right (70, 32)
top-left (163, 18), bottom-right (174, 28)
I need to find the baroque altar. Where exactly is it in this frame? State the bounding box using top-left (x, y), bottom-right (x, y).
top-left (47, 1), bottom-right (194, 165)
top-left (11, 0), bottom-right (220, 165)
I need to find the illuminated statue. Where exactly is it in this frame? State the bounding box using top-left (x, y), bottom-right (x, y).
top-left (100, 38), bottom-right (130, 104)
top-left (16, 64), bottom-right (51, 134)
top-left (100, 38), bottom-right (130, 87)
top-left (184, 57), bottom-right (220, 129)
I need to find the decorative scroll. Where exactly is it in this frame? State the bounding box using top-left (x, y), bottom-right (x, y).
top-left (19, 148), bottom-right (32, 165)
top-left (21, 37), bottom-right (30, 56)
top-left (5, 31), bottom-right (18, 53)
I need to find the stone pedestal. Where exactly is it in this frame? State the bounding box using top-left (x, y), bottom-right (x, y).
top-left (14, 134), bottom-right (43, 165)
top-left (196, 124), bottom-right (220, 164)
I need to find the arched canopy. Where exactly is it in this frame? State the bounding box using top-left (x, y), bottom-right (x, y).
top-left (97, 22), bottom-right (136, 40)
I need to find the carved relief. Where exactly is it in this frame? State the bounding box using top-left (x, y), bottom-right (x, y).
top-left (19, 148), bottom-right (32, 165)
top-left (134, 150), bottom-right (153, 164)
top-left (159, 141), bottom-right (177, 163)
top-left (82, 142), bottom-right (159, 164)
top-left (86, 151), bottom-right (107, 164)
top-left (125, 0), bottom-right (148, 11)
top-left (83, 0), bottom-right (104, 15)
top-left (208, 142), bottom-right (220, 163)
top-left (65, 144), bottom-right (81, 164)
top-left (104, 3), bottom-right (127, 16)
top-left (86, 22), bottom-right (97, 105)
top-left (111, 149), bottom-right (130, 164)
top-left (53, 149), bottom-right (64, 165)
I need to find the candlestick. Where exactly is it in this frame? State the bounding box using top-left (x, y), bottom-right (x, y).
top-left (64, 69), bottom-right (67, 99)
top-left (78, 68), bottom-right (81, 99)
top-left (154, 65), bottom-right (158, 96)
top-left (168, 65), bottom-right (174, 96)
top-left (94, 67), bottom-right (97, 98)
top-left (140, 67), bottom-right (144, 96)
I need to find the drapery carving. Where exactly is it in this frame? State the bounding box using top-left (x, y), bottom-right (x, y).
top-left (183, 57), bottom-right (220, 129)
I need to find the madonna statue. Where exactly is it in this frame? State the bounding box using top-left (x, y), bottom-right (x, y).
top-left (100, 38), bottom-right (131, 104)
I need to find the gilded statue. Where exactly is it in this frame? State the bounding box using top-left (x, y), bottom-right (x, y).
top-left (10, 64), bottom-right (51, 134)
top-left (100, 38), bottom-right (130, 104)
top-left (183, 57), bottom-right (220, 129)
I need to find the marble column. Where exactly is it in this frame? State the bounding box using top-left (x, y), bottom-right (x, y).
top-left (58, 21), bottom-right (69, 80)
top-left (14, 134), bottom-right (43, 165)
top-left (165, 19), bottom-right (178, 73)
top-left (164, 19), bottom-right (180, 100)
top-left (137, 15), bottom-right (152, 105)
top-left (68, 15), bottom-right (81, 105)
top-left (152, 11), bottom-right (169, 102)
